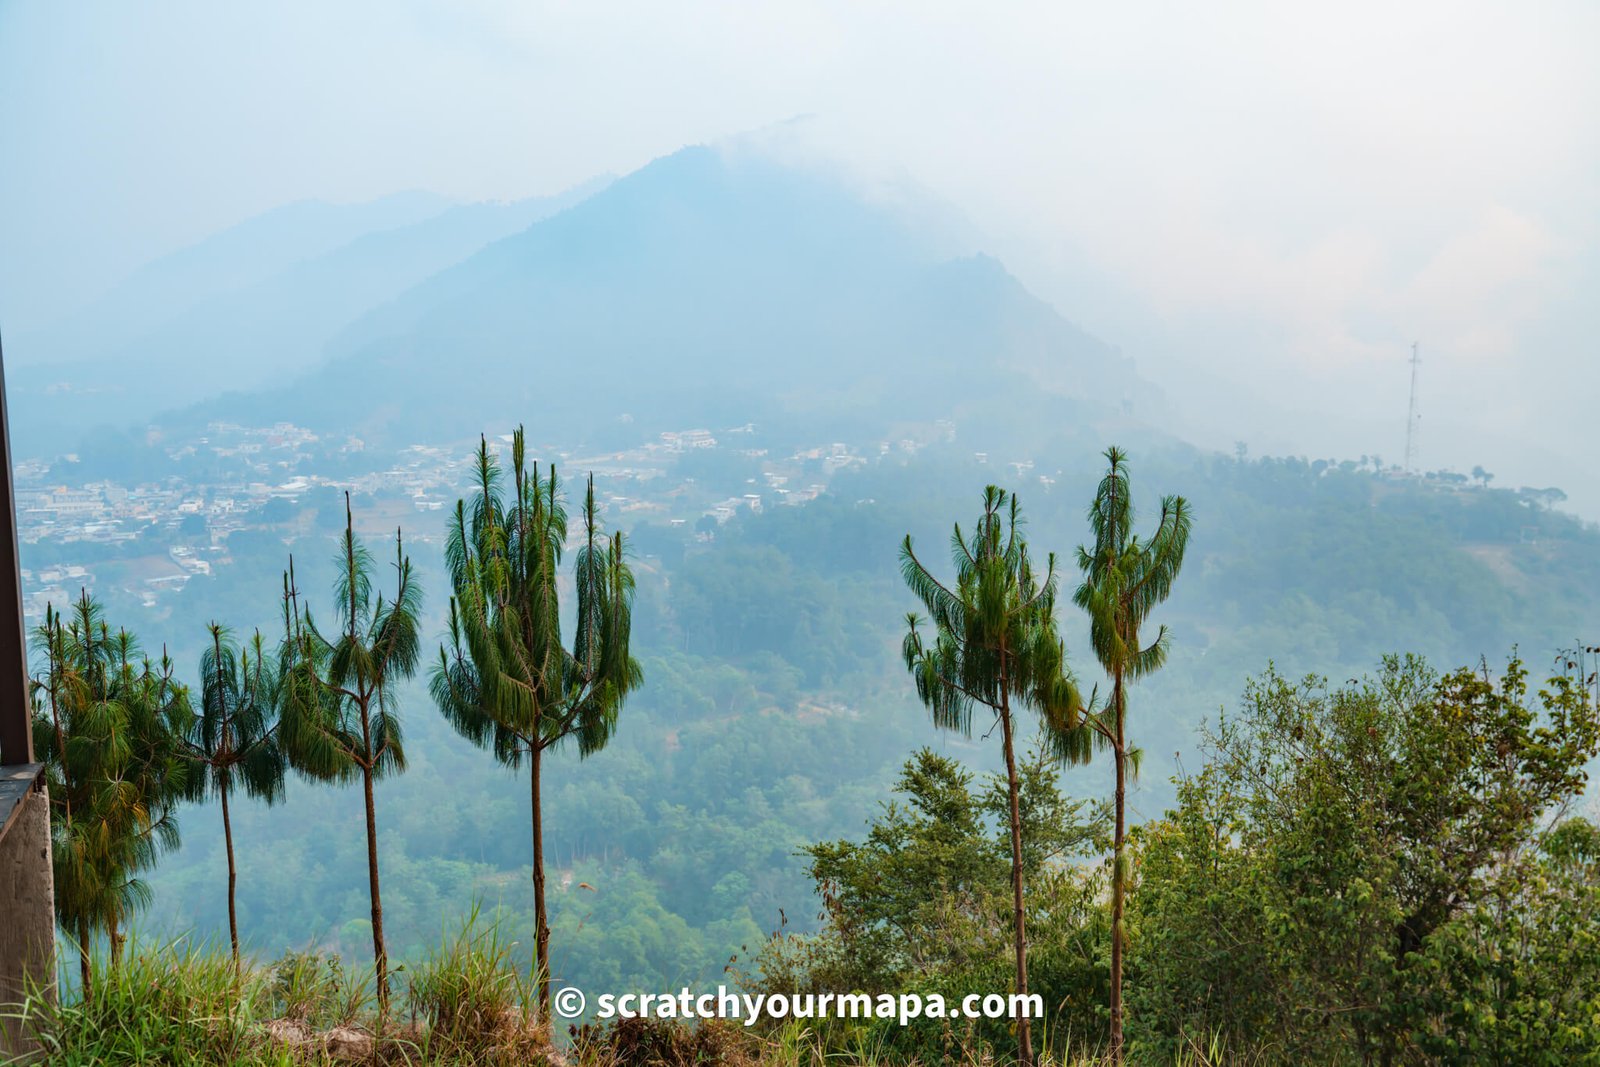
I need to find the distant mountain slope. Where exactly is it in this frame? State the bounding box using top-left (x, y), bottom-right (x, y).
top-left (8, 181), bottom-right (609, 456)
top-left (186, 145), bottom-right (1145, 449)
top-left (15, 191), bottom-right (454, 365)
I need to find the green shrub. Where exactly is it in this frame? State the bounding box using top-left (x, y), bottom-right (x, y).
top-left (405, 907), bottom-right (547, 1064)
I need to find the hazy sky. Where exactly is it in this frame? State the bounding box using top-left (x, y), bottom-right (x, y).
top-left (3, 1), bottom-right (1597, 509)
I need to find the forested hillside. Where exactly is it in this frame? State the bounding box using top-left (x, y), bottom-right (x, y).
top-left (73, 438), bottom-right (1590, 1013)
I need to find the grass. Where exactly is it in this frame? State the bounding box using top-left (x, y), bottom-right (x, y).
top-left (2, 927), bottom-right (502, 1065)
top-left (405, 906), bottom-right (546, 1064)
top-left (4, 935), bottom-right (276, 1066)
top-left (2, 927), bottom-right (1266, 1066)
top-left (267, 950), bottom-right (372, 1032)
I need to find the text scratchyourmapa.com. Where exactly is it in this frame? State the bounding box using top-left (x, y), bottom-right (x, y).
top-left (554, 985), bottom-right (1045, 1027)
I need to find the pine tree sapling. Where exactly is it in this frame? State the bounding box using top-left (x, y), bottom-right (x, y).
top-left (278, 497), bottom-right (421, 1016)
top-left (30, 594), bottom-right (194, 987)
top-left (432, 429), bottom-right (641, 1021)
top-left (182, 624), bottom-right (286, 969)
top-left (899, 485), bottom-right (1083, 1067)
top-left (1067, 446), bottom-right (1191, 1065)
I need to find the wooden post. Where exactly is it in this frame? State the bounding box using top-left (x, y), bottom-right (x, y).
top-left (0, 331), bottom-right (30, 768)
top-left (0, 330), bottom-right (55, 1060)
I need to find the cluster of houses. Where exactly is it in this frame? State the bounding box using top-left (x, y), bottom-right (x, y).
top-left (12, 419), bottom-right (938, 624)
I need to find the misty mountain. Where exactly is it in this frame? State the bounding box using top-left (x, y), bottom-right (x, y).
top-left (15, 191), bottom-right (452, 363)
top-left (167, 146), bottom-right (1146, 451)
top-left (6, 182), bottom-right (609, 455)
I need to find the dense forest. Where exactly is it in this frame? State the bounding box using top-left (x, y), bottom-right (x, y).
top-left (18, 433), bottom-right (1600, 1065)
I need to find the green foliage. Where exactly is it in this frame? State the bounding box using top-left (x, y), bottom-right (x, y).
top-left (1406, 818), bottom-right (1600, 1063)
top-left (181, 623), bottom-right (287, 963)
top-left (761, 746), bottom-right (1108, 1065)
top-left (1067, 445), bottom-right (1192, 1063)
top-left (1123, 770), bottom-right (1278, 1059)
top-left (793, 747), bottom-right (1102, 989)
top-left (1129, 654), bottom-right (1600, 1064)
top-left (431, 429), bottom-right (642, 1019)
top-left (899, 484), bottom-right (1085, 1066)
top-left (278, 495), bottom-right (424, 1012)
top-left (670, 542), bottom-right (890, 688)
top-left (6, 930), bottom-right (527, 1066)
top-left (407, 906), bottom-right (546, 1061)
top-left (31, 438), bottom-right (1600, 1066)
top-left (900, 485), bottom-right (1082, 740)
top-left (29, 593), bottom-right (194, 980)
top-left (432, 429), bottom-right (641, 767)
top-left (278, 517), bottom-right (419, 789)
top-left (187, 625), bottom-right (285, 807)
top-left (266, 949), bottom-right (370, 1030)
top-left (9, 936), bottom-right (264, 1066)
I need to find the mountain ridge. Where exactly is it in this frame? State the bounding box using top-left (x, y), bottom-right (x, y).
top-left (7, 181), bottom-right (611, 455)
top-left (172, 145), bottom-right (1148, 452)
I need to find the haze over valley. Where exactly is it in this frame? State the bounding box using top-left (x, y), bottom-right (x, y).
top-left (3, 5), bottom-right (1597, 1063)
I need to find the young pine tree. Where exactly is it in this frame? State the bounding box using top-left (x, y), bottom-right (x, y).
top-left (431, 430), bottom-right (641, 1021)
top-left (181, 623), bottom-right (286, 969)
top-left (899, 485), bottom-right (1083, 1067)
top-left (1066, 446), bottom-right (1191, 1065)
top-left (278, 497), bottom-right (421, 1015)
top-left (30, 594), bottom-right (193, 988)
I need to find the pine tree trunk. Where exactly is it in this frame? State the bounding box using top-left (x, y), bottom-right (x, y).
top-left (109, 901), bottom-right (122, 971)
top-left (1109, 678), bottom-right (1127, 1065)
top-left (362, 759), bottom-right (389, 1016)
top-left (77, 917), bottom-right (91, 996)
top-left (532, 740), bottom-right (551, 1022)
top-left (221, 778), bottom-right (239, 970)
top-left (999, 696), bottom-right (1034, 1067)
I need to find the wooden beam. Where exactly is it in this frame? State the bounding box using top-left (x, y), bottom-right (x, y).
top-left (0, 764), bottom-right (42, 844)
top-left (0, 331), bottom-right (51, 1060)
top-left (0, 331), bottom-right (32, 768)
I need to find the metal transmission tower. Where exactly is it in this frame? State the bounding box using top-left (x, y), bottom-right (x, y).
top-left (1404, 342), bottom-right (1421, 472)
